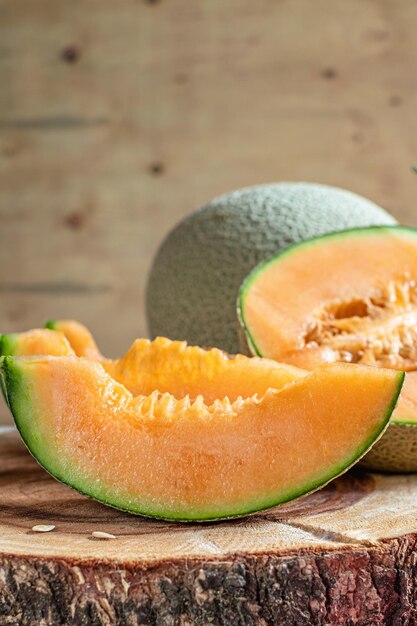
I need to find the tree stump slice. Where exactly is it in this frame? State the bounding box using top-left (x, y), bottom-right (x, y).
top-left (1, 427), bottom-right (417, 625)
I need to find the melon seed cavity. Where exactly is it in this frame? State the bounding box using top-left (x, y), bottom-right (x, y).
top-left (304, 276), bottom-right (417, 369)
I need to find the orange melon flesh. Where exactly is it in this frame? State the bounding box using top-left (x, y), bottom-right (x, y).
top-left (1, 326), bottom-right (307, 404)
top-left (1, 355), bottom-right (403, 519)
top-left (9, 317), bottom-right (415, 423)
top-left (239, 226), bottom-right (417, 423)
top-left (46, 322), bottom-right (307, 402)
top-left (392, 372), bottom-right (417, 424)
top-left (45, 320), bottom-right (102, 360)
top-left (0, 329), bottom-right (75, 357)
top-left (104, 338), bottom-right (307, 404)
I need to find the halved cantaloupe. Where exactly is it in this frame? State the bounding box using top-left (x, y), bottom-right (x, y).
top-left (238, 225), bottom-right (417, 472)
top-left (0, 351), bottom-right (403, 520)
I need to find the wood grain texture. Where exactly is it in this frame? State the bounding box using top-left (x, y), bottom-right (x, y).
top-left (1, 427), bottom-right (417, 624)
top-left (1, 0), bottom-right (417, 421)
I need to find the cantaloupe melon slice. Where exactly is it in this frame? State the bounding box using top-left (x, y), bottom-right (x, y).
top-left (239, 225), bottom-right (417, 472)
top-left (0, 353), bottom-right (403, 520)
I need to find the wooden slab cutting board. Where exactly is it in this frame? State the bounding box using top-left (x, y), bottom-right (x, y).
top-left (1, 426), bottom-right (417, 626)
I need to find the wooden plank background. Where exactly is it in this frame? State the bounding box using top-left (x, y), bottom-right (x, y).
top-left (1, 0), bottom-right (417, 419)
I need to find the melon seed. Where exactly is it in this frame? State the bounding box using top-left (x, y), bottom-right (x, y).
top-left (32, 524), bottom-right (56, 533)
top-left (91, 531), bottom-right (117, 540)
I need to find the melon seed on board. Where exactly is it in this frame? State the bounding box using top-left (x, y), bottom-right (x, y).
top-left (31, 525), bottom-right (56, 533)
top-left (91, 531), bottom-right (117, 540)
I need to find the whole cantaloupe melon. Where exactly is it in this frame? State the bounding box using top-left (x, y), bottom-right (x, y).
top-left (147, 182), bottom-right (396, 354)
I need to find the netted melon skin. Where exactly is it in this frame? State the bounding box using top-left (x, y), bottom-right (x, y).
top-left (360, 423), bottom-right (417, 473)
top-left (147, 183), bottom-right (396, 354)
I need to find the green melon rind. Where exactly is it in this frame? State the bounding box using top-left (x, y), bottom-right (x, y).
top-left (360, 422), bottom-right (417, 473)
top-left (147, 183), bottom-right (396, 354)
top-left (0, 334), bottom-right (19, 357)
top-left (0, 356), bottom-right (405, 521)
top-left (0, 337), bottom-right (19, 405)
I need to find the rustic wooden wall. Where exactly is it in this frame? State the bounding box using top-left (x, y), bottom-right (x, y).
top-left (1, 0), bottom-right (417, 380)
